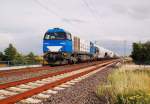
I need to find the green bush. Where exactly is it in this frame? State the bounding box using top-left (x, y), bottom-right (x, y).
top-left (116, 91), bottom-right (150, 104)
top-left (131, 41), bottom-right (150, 65)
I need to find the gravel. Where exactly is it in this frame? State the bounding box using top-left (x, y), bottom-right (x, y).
top-left (0, 62), bottom-right (98, 84)
top-left (42, 65), bottom-right (114, 104)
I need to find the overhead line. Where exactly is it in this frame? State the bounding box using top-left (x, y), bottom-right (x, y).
top-left (33, 0), bottom-right (86, 35)
top-left (81, 0), bottom-right (101, 24)
top-left (34, 0), bottom-right (63, 19)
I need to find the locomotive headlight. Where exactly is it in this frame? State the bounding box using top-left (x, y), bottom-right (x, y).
top-left (63, 53), bottom-right (67, 56)
top-left (59, 46), bottom-right (64, 51)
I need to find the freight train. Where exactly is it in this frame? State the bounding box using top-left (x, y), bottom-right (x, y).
top-left (43, 28), bottom-right (118, 65)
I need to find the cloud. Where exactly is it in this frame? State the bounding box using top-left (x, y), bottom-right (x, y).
top-left (62, 18), bottom-right (86, 23)
top-left (110, 0), bottom-right (150, 20)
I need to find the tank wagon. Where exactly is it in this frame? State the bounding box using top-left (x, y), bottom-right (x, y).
top-left (43, 28), bottom-right (117, 65)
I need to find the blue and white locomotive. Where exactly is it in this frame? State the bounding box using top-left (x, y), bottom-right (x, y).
top-left (43, 28), bottom-right (116, 65)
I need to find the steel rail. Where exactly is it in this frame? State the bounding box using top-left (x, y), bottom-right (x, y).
top-left (0, 60), bottom-right (117, 104)
top-left (0, 61), bottom-right (106, 89)
top-left (0, 61), bottom-right (102, 77)
top-left (0, 66), bottom-right (52, 76)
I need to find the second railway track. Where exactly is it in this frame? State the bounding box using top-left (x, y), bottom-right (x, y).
top-left (0, 61), bottom-right (103, 77)
top-left (0, 60), bottom-right (119, 104)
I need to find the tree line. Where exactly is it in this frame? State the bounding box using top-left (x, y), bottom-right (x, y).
top-left (131, 41), bottom-right (150, 64)
top-left (0, 44), bottom-right (42, 65)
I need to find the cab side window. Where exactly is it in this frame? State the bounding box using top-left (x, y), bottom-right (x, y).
top-left (67, 33), bottom-right (72, 40)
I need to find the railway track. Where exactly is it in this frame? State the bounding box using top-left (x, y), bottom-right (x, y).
top-left (0, 61), bottom-right (102, 77)
top-left (0, 66), bottom-right (52, 77)
top-left (0, 61), bottom-right (104, 89)
top-left (0, 60), bottom-right (118, 104)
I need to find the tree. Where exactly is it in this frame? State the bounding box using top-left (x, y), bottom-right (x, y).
top-left (26, 52), bottom-right (36, 64)
top-left (131, 43), bottom-right (142, 62)
top-left (14, 53), bottom-right (26, 65)
top-left (144, 41), bottom-right (150, 64)
top-left (4, 44), bottom-right (18, 61)
top-left (35, 56), bottom-right (43, 64)
top-left (131, 41), bottom-right (150, 64)
top-left (0, 52), bottom-right (4, 61)
top-left (1, 43), bottom-right (41, 65)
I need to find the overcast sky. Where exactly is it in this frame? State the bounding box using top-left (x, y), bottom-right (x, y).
top-left (0, 0), bottom-right (150, 55)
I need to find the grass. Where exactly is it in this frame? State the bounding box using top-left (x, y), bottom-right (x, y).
top-left (97, 66), bottom-right (150, 104)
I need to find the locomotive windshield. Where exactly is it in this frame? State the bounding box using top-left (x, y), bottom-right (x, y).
top-left (44, 32), bottom-right (67, 40)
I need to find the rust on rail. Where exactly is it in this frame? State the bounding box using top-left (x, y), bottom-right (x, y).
top-left (0, 66), bottom-right (52, 77)
top-left (0, 61), bottom-right (101, 77)
top-left (0, 61), bottom-right (104, 89)
top-left (0, 60), bottom-right (117, 104)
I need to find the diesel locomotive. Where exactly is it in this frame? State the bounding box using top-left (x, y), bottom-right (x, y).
top-left (43, 28), bottom-right (117, 65)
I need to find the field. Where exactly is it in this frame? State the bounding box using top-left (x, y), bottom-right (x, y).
top-left (97, 65), bottom-right (150, 104)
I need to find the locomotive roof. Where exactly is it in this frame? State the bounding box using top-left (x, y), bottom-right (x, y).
top-left (46, 28), bottom-right (69, 33)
